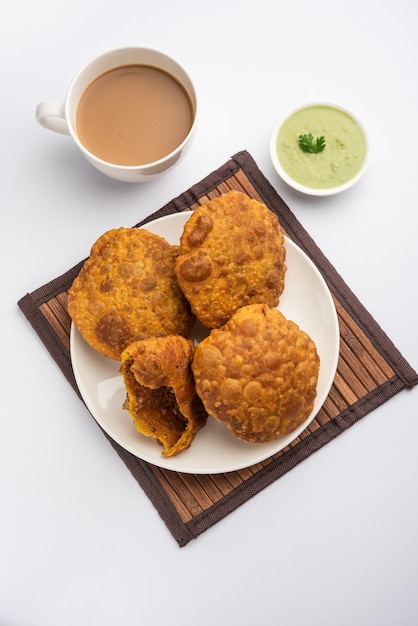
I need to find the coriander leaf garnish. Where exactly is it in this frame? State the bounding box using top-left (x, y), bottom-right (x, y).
top-left (298, 133), bottom-right (326, 153)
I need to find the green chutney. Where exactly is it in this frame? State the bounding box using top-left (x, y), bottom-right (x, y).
top-left (276, 105), bottom-right (367, 189)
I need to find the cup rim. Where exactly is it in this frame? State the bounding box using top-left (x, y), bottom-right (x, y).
top-left (65, 45), bottom-right (198, 171)
top-left (269, 101), bottom-right (371, 197)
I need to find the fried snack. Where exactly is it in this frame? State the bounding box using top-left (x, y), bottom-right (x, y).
top-left (68, 227), bottom-right (195, 360)
top-left (192, 303), bottom-right (320, 443)
top-left (175, 190), bottom-right (286, 329)
top-left (120, 336), bottom-right (207, 457)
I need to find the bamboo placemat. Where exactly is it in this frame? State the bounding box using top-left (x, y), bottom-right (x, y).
top-left (18, 150), bottom-right (418, 547)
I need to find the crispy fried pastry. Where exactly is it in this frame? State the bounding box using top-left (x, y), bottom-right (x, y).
top-left (192, 303), bottom-right (320, 443)
top-left (175, 190), bottom-right (286, 329)
top-left (68, 227), bottom-right (195, 360)
top-left (120, 335), bottom-right (207, 457)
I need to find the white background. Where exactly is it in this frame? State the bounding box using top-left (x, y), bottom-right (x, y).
top-left (1, 1), bottom-right (417, 624)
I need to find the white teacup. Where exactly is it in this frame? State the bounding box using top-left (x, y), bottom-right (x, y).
top-left (36, 46), bottom-right (198, 182)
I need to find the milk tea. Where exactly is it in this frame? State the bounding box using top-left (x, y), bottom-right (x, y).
top-left (76, 65), bottom-right (194, 166)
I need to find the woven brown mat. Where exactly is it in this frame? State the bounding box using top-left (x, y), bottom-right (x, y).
top-left (18, 150), bottom-right (418, 547)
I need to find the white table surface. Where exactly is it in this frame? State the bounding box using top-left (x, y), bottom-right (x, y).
top-left (2, 1), bottom-right (417, 624)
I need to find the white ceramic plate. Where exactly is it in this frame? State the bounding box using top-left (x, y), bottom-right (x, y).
top-left (70, 212), bottom-right (340, 474)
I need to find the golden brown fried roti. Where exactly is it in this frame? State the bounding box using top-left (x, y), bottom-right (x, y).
top-left (120, 336), bottom-right (207, 457)
top-left (175, 191), bottom-right (286, 329)
top-left (192, 303), bottom-right (320, 443)
top-left (68, 227), bottom-right (195, 360)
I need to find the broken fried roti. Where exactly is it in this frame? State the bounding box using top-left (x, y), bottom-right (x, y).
top-left (120, 335), bottom-right (207, 457)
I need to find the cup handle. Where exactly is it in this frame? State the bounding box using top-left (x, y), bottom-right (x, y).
top-left (36, 101), bottom-right (70, 135)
